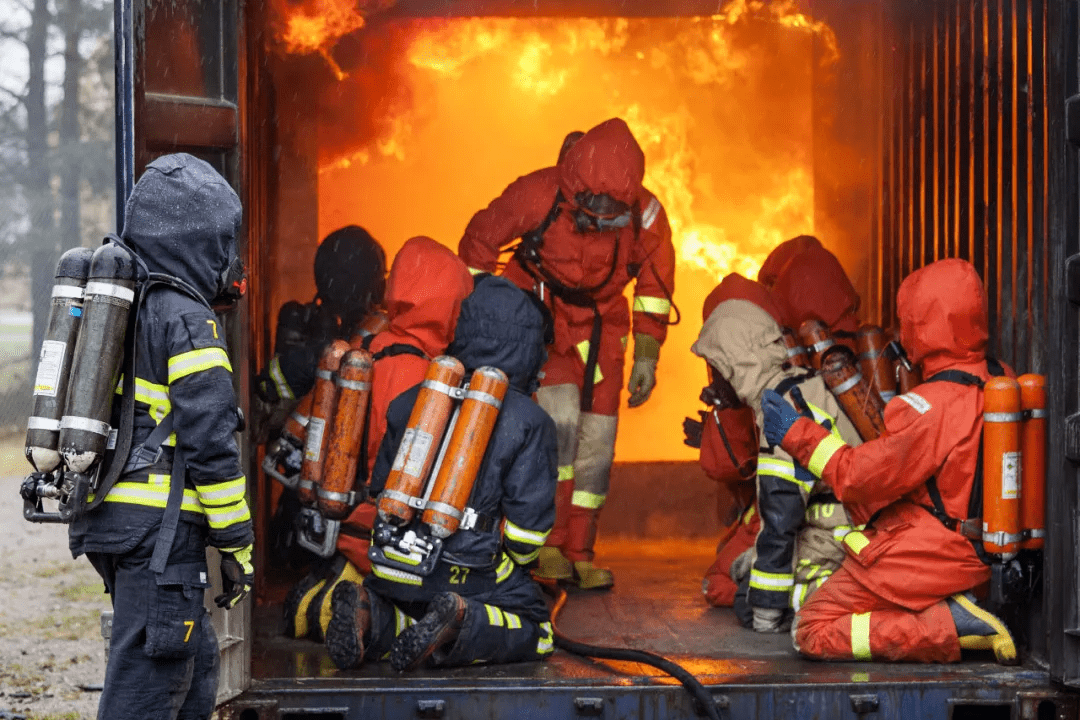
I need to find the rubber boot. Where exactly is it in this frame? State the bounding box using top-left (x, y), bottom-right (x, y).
top-left (390, 592), bottom-right (468, 671)
top-left (535, 547), bottom-right (572, 581)
top-left (325, 581), bottom-right (372, 670)
top-left (534, 481), bottom-right (574, 581)
top-left (565, 505), bottom-right (614, 590)
top-left (947, 592), bottom-right (1018, 665)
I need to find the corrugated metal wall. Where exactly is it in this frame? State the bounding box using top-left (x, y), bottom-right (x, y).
top-left (872, 0), bottom-right (1051, 374)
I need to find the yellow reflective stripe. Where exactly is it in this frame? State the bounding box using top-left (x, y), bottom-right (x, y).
top-left (808, 434), bottom-right (847, 478)
top-left (504, 520), bottom-right (550, 547)
top-left (833, 525), bottom-right (857, 541)
top-left (504, 610), bottom-right (522, 630)
top-left (372, 563), bottom-right (423, 586)
top-left (168, 347), bottom-right (232, 384)
top-left (384, 547), bottom-right (422, 566)
top-left (851, 612), bottom-right (872, 660)
top-left (844, 531), bottom-right (870, 555)
top-left (292, 578), bottom-right (327, 638)
top-left (496, 553), bottom-right (514, 582)
top-left (574, 340), bottom-right (604, 384)
top-left (467, 266), bottom-right (486, 276)
top-left (749, 569), bottom-right (794, 591)
top-left (508, 547), bottom-right (540, 565)
top-left (204, 501), bottom-right (251, 530)
top-left (97, 480), bottom-right (203, 514)
top-left (485, 605), bottom-right (504, 627)
top-left (394, 607), bottom-right (413, 635)
top-left (571, 490), bottom-right (605, 509)
top-left (792, 582), bottom-right (810, 611)
top-left (757, 457), bottom-right (813, 493)
top-left (537, 621), bottom-right (554, 654)
top-left (557, 465), bottom-right (575, 482)
top-left (632, 296), bottom-right (672, 316)
top-left (197, 477), bottom-right (247, 506)
top-left (743, 505), bottom-right (756, 524)
top-left (268, 357), bottom-right (294, 401)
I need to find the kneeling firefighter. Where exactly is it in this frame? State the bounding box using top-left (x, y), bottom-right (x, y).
top-left (65, 154), bottom-right (253, 720)
top-left (459, 118), bottom-right (677, 590)
top-left (692, 297), bottom-right (863, 632)
top-left (325, 276), bottom-right (558, 671)
top-left (764, 258), bottom-right (1021, 664)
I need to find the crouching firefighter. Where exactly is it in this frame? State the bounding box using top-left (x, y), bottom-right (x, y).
top-left (21, 154), bottom-right (254, 720)
top-left (763, 259), bottom-right (1024, 664)
top-left (325, 276), bottom-right (557, 671)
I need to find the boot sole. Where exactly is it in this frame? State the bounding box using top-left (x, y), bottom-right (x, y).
top-left (325, 582), bottom-right (368, 670)
top-left (953, 593), bottom-right (1018, 665)
top-left (390, 593), bottom-right (464, 672)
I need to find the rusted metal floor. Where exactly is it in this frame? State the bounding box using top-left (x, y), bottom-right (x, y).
top-left (250, 536), bottom-right (1031, 687)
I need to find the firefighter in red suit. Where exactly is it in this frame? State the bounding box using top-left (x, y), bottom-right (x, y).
top-left (459, 118), bottom-right (676, 589)
top-left (762, 259), bottom-right (1018, 664)
top-left (762, 236), bottom-right (861, 350)
top-left (686, 273), bottom-right (782, 607)
top-left (283, 236), bottom-right (474, 640)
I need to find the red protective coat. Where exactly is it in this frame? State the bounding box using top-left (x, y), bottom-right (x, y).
top-left (703, 505), bottom-right (760, 607)
top-left (757, 235), bottom-right (823, 289)
top-left (769, 243), bottom-right (861, 341)
top-left (781, 259), bottom-right (997, 662)
top-left (459, 118), bottom-right (676, 417)
top-left (337, 236), bottom-right (473, 572)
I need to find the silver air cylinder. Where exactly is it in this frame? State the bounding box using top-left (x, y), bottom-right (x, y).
top-left (59, 244), bottom-right (137, 474)
top-left (25, 247), bottom-right (94, 472)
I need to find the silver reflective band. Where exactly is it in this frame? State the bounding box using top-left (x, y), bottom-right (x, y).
top-left (1026, 408), bottom-right (1047, 419)
top-left (424, 500), bottom-right (463, 520)
top-left (982, 530), bottom-right (1022, 546)
top-left (290, 412), bottom-right (309, 428)
top-left (880, 391), bottom-right (896, 403)
top-left (51, 284), bottom-right (85, 300)
top-left (857, 349), bottom-right (881, 361)
top-left (84, 281), bottom-right (135, 304)
top-left (464, 390), bottom-right (502, 409)
top-left (832, 372), bottom-right (864, 395)
top-left (317, 488), bottom-right (356, 505)
top-left (812, 339), bottom-right (835, 353)
top-left (1025, 528), bottom-right (1046, 539)
top-left (984, 411), bottom-right (1023, 423)
top-left (421, 379), bottom-right (466, 399)
top-left (60, 415), bottom-right (110, 436)
top-left (315, 369), bottom-right (334, 381)
top-left (297, 479), bottom-right (315, 491)
top-left (336, 378), bottom-right (371, 392)
top-left (381, 488), bottom-right (422, 508)
top-left (27, 416), bottom-right (61, 431)
top-left (787, 346), bottom-right (807, 357)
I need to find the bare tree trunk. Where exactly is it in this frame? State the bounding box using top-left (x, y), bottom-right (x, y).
top-left (27, 0), bottom-right (55, 367)
top-left (60, 0), bottom-right (84, 254)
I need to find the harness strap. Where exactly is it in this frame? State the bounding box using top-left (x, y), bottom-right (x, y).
top-left (711, 408), bottom-right (755, 481)
top-left (372, 343), bottom-right (427, 362)
top-left (149, 444), bottom-right (185, 574)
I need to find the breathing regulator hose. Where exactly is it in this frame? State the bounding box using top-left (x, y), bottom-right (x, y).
top-left (539, 580), bottom-right (723, 720)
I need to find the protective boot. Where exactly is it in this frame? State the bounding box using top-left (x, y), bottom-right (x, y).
top-left (390, 592), bottom-right (468, 671)
top-left (534, 547), bottom-right (572, 581)
top-left (947, 592), bottom-right (1018, 665)
top-left (566, 505), bottom-right (613, 590)
top-left (325, 581), bottom-right (371, 670)
top-left (282, 571), bottom-right (328, 640)
top-left (313, 556), bottom-right (366, 642)
top-left (534, 481), bottom-right (574, 581)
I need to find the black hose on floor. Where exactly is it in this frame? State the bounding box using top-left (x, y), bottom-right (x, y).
top-left (540, 581), bottom-right (723, 720)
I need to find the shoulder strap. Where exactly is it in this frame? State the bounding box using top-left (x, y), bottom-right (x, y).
top-left (372, 343), bottom-right (427, 362)
top-left (925, 369), bottom-right (984, 387)
top-left (774, 372), bottom-right (814, 399)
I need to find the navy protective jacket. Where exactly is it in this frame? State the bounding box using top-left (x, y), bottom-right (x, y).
top-left (367, 275), bottom-right (558, 601)
top-left (71, 153), bottom-right (253, 557)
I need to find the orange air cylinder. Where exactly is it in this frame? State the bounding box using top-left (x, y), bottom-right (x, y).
top-left (819, 348), bottom-right (887, 441)
top-left (377, 356), bottom-right (465, 526)
top-left (283, 393), bottom-right (313, 448)
top-left (1018, 374), bottom-right (1046, 550)
top-left (982, 377), bottom-right (1022, 560)
top-left (422, 367), bottom-right (510, 539)
top-left (350, 310), bottom-right (391, 349)
top-left (299, 339), bottom-right (351, 506)
top-left (856, 324), bottom-right (897, 403)
top-left (318, 349), bottom-right (374, 520)
top-left (782, 328), bottom-right (811, 369)
top-left (798, 319), bottom-right (836, 370)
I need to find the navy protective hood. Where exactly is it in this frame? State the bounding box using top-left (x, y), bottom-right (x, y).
top-left (121, 153), bottom-right (242, 302)
top-left (447, 275), bottom-right (547, 393)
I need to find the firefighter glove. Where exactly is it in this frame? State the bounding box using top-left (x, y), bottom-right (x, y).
top-left (682, 413), bottom-right (705, 448)
top-left (627, 357), bottom-right (658, 408)
top-left (752, 606), bottom-right (790, 633)
top-left (762, 389), bottom-right (800, 447)
top-left (729, 548), bottom-right (753, 583)
top-left (215, 544), bottom-right (254, 609)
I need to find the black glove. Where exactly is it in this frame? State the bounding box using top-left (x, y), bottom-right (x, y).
top-left (215, 545), bottom-right (254, 609)
top-left (682, 412), bottom-right (707, 448)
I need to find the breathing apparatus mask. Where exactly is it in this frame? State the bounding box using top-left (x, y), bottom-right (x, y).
top-left (571, 192), bottom-right (632, 233)
top-left (212, 254), bottom-right (247, 313)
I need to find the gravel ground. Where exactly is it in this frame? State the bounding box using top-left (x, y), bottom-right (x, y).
top-left (0, 435), bottom-right (109, 720)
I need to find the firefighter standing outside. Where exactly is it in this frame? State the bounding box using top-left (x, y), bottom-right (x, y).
top-left (68, 154), bottom-right (254, 719)
top-left (763, 258), bottom-right (1018, 663)
top-left (459, 118), bottom-right (676, 589)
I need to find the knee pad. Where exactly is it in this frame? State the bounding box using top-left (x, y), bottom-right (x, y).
top-left (536, 384), bottom-right (582, 466)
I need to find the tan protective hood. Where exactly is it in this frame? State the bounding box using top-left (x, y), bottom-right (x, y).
top-left (692, 299), bottom-right (789, 429)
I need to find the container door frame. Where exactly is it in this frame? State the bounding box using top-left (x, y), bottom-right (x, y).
top-left (114, 0), bottom-right (251, 704)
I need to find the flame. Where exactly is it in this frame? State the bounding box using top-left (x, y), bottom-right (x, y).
top-left (272, 2), bottom-right (835, 461)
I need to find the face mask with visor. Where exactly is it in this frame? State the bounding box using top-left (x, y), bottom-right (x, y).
top-left (571, 192), bottom-right (633, 233)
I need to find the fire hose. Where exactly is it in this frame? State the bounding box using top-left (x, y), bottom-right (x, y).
top-left (539, 580), bottom-right (723, 720)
